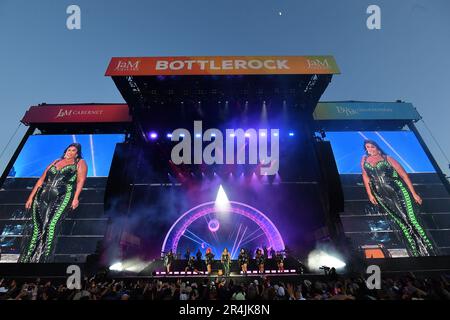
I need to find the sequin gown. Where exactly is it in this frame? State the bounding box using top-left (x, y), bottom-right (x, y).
top-left (20, 161), bottom-right (78, 263)
top-left (363, 157), bottom-right (436, 257)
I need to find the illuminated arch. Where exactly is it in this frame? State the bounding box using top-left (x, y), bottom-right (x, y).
top-left (161, 201), bottom-right (285, 255)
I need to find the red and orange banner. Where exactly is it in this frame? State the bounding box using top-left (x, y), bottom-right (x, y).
top-left (21, 104), bottom-right (131, 124)
top-left (105, 56), bottom-right (340, 76)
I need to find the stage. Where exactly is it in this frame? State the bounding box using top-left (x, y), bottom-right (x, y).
top-left (0, 56), bottom-right (449, 283)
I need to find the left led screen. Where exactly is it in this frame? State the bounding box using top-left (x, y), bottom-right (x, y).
top-left (0, 134), bottom-right (125, 263)
top-left (8, 134), bottom-right (125, 177)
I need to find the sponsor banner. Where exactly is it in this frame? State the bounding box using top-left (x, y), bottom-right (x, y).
top-left (313, 102), bottom-right (421, 121)
top-left (21, 104), bottom-right (132, 124)
top-left (105, 56), bottom-right (340, 76)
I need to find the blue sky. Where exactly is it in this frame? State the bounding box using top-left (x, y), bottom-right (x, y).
top-left (0, 0), bottom-right (449, 176)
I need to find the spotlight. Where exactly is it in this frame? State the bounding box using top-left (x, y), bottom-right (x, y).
top-left (215, 185), bottom-right (230, 211)
top-left (273, 132), bottom-right (278, 137)
top-left (109, 262), bottom-right (123, 271)
top-left (211, 133), bottom-right (216, 137)
top-left (149, 132), bottom-right (158, 140)
top-left (229, 133), bottom-right (235, 138)
top-left (180, 133), bottom-right (185, 137)
top-left (167, 133), bottom-right (173, 138)
top-left (288, 132), bottom-right (295, 137)
top-left (307, 250), bottom-right (346, 272)
top-left (195, 133), bottom-right (201, 138)
top-left (245, 133), bottom-right (251, 137)
top-left (260, 132), bottom-right (266, 137)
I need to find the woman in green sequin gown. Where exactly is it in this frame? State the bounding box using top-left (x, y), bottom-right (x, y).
top-left (20, 143), bottom-right (87, 263)
top-left (361, 140), bottom-right (436, 257)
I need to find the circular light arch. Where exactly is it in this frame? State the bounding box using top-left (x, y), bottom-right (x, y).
top-left (161, 201), bottom-right (285, 256)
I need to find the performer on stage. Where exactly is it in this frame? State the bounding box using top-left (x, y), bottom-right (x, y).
top-left (184, 248), bottom-right (191, 260)
top-left (221, 248), bottom-right (231, 277)
top-left (238, 248), bottom-right (249, 275)
top-left (270, 247), bottom-right (276, 259)
top-left (195, 248), bottom-right (202, 271)
top-left (263, 246), bottom-right (268, 260)
top-left (196, 248), bottom-right (202, 262)
top-left (361, 140), bottom-right (437, 257)
top-left (275, 251), bottom-right (284, 272)
top-left (185, 256), bottom-right (198, 273)
top-left (255, 248), bottom-right (265, 274)
top-left (205, 248), bottom-right (215, 275)
top-left (20, 143), bottom-right (87, 263)
top-left (164, 249), bottom-right (174, 273)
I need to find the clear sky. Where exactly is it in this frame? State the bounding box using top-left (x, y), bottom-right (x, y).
top-left (0, 0), bottom-right (449, 176)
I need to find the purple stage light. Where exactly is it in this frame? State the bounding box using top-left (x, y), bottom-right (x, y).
top-left (208, 219), bottom-right (220, 232)
top-left (167, 133), bottom-right (173, 138)
top-left (289, 132), bottom-right (295, 137)
top-left (149, 132), bottom-right (158, 139)
top-left (161, 200), bottom-right (286, 256)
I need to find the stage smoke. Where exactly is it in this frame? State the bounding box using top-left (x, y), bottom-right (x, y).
top-left (109, 259), bottom-right (148, 273)
top-left (109, 262), bottom-right (123, 271)
top-left (307, 248), bottom-right (346, 272)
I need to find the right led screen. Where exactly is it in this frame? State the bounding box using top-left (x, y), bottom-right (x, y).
top-left (325, 131), bottom-right (450, 258)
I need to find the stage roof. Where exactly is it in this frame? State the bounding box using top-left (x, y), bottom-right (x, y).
top-left (106, 56), bottom-right (340, 130)
top-left (105, 56), bottom-right (340, 76)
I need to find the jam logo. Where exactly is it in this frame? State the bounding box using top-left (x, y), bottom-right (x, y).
top-left (306, 58), bottom-right (330, 70)
top-left (170, 121), bottom-right (279, 175)
top-left (55, 108), bottom-right (104, 118)
top-left (114, 60), bottom-right (141, 72)
top-left (335, 105), bottom-right (358, 116)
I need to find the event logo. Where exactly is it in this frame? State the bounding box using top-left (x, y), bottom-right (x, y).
top-left (170, 121), bottom-right (279, 175)
top-left (155, 59), bottom-right (290, 71)
top-left (335, 105), bottom-right (358, 116)
top-left (114, 60), bottom-right (141, 72)
top-left (55, 108), bottom-right (104, 118)
top-left (306, 58), bottom-right (330, 70)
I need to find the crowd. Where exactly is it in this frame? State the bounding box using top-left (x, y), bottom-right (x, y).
top-left (1, 273), bottom-right (449, 300)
